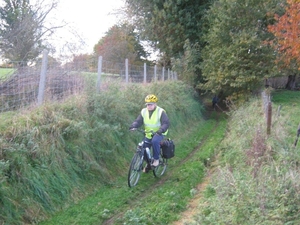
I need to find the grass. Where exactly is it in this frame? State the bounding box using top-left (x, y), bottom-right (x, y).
top-left (0, 80), bottom-right (209, 224)
top-left (0, 67), bottom-right (15, 78)
top-left (40, 113), bottom-right (227, 225)
top-left (2, 78), bottom-right (298, 224)
top-left (194, 89), bottom-right (300, 224)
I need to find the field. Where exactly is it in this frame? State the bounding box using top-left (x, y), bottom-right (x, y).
top-left (0, 67), bottom-right (15, 78)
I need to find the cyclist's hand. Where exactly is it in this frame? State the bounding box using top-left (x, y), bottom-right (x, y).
top-left (155, 130), bottom-right (162, 135)
top-left (129, 127), bottom-right (137, 131)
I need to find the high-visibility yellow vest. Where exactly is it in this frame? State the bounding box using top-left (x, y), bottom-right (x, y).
top-left (141, 106), bottom-right (168, 139)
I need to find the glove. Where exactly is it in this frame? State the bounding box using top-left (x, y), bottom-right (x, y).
top-left (155, 130), bottom-right (162, 135)
top-left (129, 126), bottom-right (136, 131)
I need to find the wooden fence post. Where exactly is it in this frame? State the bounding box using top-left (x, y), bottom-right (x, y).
top-left (37, 50), bottom-right (48, 105)
top-left (276, 105), bottom-right (281, 117)
top-left (154, 65), bottom-right (157, 82)
top-left (294, 123), bottom-right (300, 147)
top-left (144, 63), bottom-right (147, 84)
top-left (267, 101), bottom-right (272, 135)
top-left (96, 56), bottom-right (102, 93)
top-left (125, 58), bottom-right (129, 83)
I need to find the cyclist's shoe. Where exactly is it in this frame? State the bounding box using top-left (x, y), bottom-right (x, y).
top-left (152, 159), bottom-right (159, 167)
top-left (143, 165), bottom-right (150, 173)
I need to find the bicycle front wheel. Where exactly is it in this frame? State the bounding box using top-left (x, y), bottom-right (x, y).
top-left (128, 152), bottom-right (143, 187)
top-left (153, 157), bottom-right (168, 177)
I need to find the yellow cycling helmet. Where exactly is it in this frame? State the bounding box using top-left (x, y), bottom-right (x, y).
top-left (145, 94), bottom-right (158, 104)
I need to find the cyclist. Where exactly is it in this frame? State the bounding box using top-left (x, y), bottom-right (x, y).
top-left (212, 95), bottom-right (219, 110)
top-left (129, 94), bottom-right (170, 168)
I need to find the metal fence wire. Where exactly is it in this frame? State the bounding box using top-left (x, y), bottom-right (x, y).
top-left (0, 52), bottom-right (177, 113)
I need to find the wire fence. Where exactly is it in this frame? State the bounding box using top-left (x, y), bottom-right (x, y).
top-left (0, 51), bottom-right (177, 113)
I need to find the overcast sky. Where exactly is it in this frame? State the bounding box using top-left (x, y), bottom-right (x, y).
top-left (48, 0), bottom-right (125, 55)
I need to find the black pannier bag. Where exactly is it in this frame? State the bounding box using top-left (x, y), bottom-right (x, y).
top-left (161, 138), bottom-right (175, 159)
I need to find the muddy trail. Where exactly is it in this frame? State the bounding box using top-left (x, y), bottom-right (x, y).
top-left (172, 104), bottom-right (226, 224)
top-left (103, 105), bottom-right (224, 225)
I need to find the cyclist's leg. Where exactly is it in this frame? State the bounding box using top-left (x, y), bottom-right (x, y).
top-left (143, 137), bottom-right (152, 147)
top-left (142, 138), bottom-right (152, 172)
top-left (143, 137), bottom-right (152, 159)
top-left (151, 134), bottom-right (164, 160)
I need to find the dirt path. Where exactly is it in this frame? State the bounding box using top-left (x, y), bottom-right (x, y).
top-left (172, 162), bottom-right (217, 225)
top-left (172, 177), bottom-right (210, 224)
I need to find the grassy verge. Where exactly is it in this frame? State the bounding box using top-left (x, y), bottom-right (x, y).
top-left (194, 90), bottom-right (300, 224)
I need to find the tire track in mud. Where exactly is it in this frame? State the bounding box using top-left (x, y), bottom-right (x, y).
top-left (103, 108), bottom-right (222, 225)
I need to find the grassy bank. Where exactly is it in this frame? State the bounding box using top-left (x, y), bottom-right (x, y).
top-left (195, 90), bottom-right (300, 224)
top-left (0, 80), bottom-right (207, 224)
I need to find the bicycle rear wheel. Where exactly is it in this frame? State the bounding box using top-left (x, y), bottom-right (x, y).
top-left (153, 157), bottom-right (167, 177)
top-left (128, 152), bottom-right (143, 187)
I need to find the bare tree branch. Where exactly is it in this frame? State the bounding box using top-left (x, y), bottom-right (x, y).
top-left (0, 0), bottom-right (63, 64)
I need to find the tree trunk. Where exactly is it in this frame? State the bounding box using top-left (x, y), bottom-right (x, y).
top-left (285, 74), bottom-right (296, 90)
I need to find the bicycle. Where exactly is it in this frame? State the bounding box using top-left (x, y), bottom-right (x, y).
top-left (128, 129), bottom-right (168, 187)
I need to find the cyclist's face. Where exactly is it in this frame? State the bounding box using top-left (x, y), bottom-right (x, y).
top-left (146, 103), bottom-right (156, 110)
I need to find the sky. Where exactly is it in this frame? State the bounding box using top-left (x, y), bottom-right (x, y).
top-left (48, 0), bottom-right (125, 55)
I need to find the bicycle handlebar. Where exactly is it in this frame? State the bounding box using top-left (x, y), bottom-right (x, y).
top-left (129, 128), bottom-right (155, 136)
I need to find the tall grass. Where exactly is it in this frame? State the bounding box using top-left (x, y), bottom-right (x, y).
top-left (195, 90), bottom-right (300, 224)
top-left (0, 80), bottom-right (204, 224)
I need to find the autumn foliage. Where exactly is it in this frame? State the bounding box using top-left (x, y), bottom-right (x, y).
top-left (268, 0), bottom-right (300, 68)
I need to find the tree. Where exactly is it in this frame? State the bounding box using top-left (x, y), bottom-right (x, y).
top-left (0, 0), bottom-right (58, 65)
top-left (268, 0), bottom-right (300, 90)
top-left (125, 0), bottom-right (210, 63)
top-left (268, 0), bottom-right (300, 67)
top-left (172, 39), bottom-right (202, 87)
top-left (67, 54), bottom-right (94, 72)
top-left (93, 23), bottom-right (148, 64)
top-left (199, 0), bottom-right (283, 101)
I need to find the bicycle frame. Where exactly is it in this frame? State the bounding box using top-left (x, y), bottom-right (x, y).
top-left (127, 129), bottom-right (168, 187)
